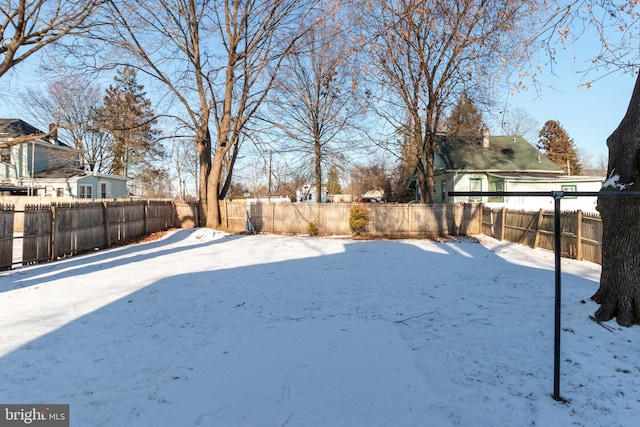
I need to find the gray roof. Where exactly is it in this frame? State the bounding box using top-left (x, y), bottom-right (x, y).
top-left (435, 135), bottom-right (563, 174)
top-left (33, 167), bottom-right (89, 179)
top-left (32, 167), bottom-right (128, 181)
top-left (0, 118), bottom-right (44, 138)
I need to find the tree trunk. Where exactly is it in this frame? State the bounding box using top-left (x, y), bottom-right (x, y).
top-left (205, 152), bottom-right (224, 229)
top-left (419, 134), bottom-right (435, 204)
top-left (197, 127), bottom-right (211, 227)
top-left (593, 72), bottom-right (640, 326)
top-left (315, 138), bottom-right (322, 203)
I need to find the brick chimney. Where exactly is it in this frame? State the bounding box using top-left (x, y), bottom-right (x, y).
top-left (481, 124), bottom-right (489, 148)
top-left (49, 123), bottom-right (58, 144)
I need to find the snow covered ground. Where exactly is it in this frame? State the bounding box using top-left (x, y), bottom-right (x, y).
top-left (0, 228), bottom-right (638, 426)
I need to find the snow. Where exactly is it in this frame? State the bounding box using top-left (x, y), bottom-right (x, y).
top-left (603, 171), bottom-right (634, 190)
top-left (1, 228), bottom-right (639, 426)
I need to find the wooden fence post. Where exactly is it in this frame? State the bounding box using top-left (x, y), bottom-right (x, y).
top-left (144, 201), bottom-right (150, 235)
top-left (103, 201), bottom-right (111, 248)
top-left (50, 205), bottom-right (57, 261)
top-left (272, 203), bottom-right (276, 234)
top-left (500, 207), bottom-right (506, 241)
top-left (576, 210), bottom-right (583, 261)
top-left (533, 209), bottom-right (544, 249)
top-left (225, 200), bottom-right (229, 229)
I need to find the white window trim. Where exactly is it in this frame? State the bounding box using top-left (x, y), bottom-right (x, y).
top-left (79, 184), bottom-right (93, 199)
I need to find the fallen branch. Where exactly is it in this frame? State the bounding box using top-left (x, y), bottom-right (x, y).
top-left (394, 311), bottom-right (438, 327)
top-left (281, 413), bottom-right (293, 426)
top-left (589, 315), bottom-right (615, 333)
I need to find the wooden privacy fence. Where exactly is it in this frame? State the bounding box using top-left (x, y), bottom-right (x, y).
top-left (5, 200), bottom-right (186, 268)
top-left (220, 200), bottom-right (482, 237)
top-left (22, 200), bottom-right (175, 265)
top-left (2, 198), bottom-right (604, 270)
top-left (0, 204), bottom-right (14, 270)
top-left (481, 206), bottom-right (602, 264)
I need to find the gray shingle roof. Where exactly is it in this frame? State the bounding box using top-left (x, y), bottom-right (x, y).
top-left (435, 135), bottom-right (562, 173)
top-left (0, 119), bottom-right (44, 138)
top-left (33, 167), bottom-right (89, 179)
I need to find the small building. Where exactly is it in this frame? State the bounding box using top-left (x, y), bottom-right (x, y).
top-left (32, 167), bottom-right (128, 199)
top-left (0, 118), bottom-right (128, 198)
top-left (410, 130), bottom-right (603, 212)
top-left (296, 184), bottom-right (328, 203)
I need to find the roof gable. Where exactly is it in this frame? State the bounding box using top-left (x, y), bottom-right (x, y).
top-left (435, 134), bottom-right (562, 173)
top-left (0, 118), bottom-right (44, 138)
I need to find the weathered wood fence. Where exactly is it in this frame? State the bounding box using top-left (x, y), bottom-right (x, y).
top-left (1, 199), bottom-right (604, 271)
top-left (480, 206), bottom-right (602, 264)
top-left (220, 201), bottom-right (481, 237)
top-left (1, 200), bottom-right (199, 270)
top-left (0, 204), bottom-right (13, 270)
top-left (220, 201), bottom-right (603, 264)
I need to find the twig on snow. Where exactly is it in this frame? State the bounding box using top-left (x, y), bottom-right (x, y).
top-left (589, 315), bottom-right (615, 333)
top-left (394, 311), bottom-right (438, 327)
top-left (281, 413), bottom-right (293, 426)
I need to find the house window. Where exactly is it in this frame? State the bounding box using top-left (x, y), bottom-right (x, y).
top-left (100, 182), bottom-right (108, 199)
top-left (0, 148), bottom-right (9, 163)
top-left (79, 185), bottom-right (93, 199)
top-left (488, 181), bottom-right (504, 202)
top-left (561, 184), bottom-right (577, 199)
top-left (469, 179), bottom-right (482, 202)
top-left (56, 188), bottom-right (64, 197)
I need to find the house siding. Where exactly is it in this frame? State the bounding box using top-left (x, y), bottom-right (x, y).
top-left (73, 176), bottom-right (128, 199)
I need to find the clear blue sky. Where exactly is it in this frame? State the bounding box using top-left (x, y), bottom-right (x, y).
top-left (503, 61), bottom-right (635, 163)
top-left (498, 17), bottom-right (638, 164)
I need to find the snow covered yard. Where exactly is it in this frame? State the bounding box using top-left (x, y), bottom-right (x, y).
top-left (0, 228), bottom-right (638, 426)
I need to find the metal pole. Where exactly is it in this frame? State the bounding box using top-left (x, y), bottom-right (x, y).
top-left (446, 189), bottom-right (640, 402)
top-left (552, 192), bottom-right (563, 401)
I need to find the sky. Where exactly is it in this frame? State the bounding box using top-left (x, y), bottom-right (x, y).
top-left (502, 48), bottom-right (636, 163)
top-left (1, 229), bottom-right (638, 426)
top-left (1, 7), bottom-right (636, 170)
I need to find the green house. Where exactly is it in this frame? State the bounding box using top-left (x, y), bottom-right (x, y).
top-left (410, 131), bottom-right (603, 211)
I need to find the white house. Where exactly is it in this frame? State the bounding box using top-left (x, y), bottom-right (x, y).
top-left (0, 119), bottom-right (128, 198)
top-left (296, 184), bottom-right (328, 203)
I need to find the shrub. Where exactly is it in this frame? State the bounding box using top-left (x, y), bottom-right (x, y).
top-left (307, 221), bottom-right (319, 236)
top-left (349, 206), bottom-right (369, 236)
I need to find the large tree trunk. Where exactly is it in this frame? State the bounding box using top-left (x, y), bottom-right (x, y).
top-left (418, 134), bottom-right (435, 204)
top-left (205, 152), bottom-right (225, 229)
top-left (315, 137), bottom-right (322, 203)
top-left (197, 127), bottom-right (211, 227)
top-left (593, 73), bottom-right (640, 326)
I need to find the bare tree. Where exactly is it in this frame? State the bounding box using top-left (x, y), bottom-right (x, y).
top-left (267, 4), bottom-right (362, 202)
top-left (169, 137), bottom-right (198, 200)
top-left (0, 0), bottom-right (104, 78)
top-left (21, 76), bottom-right (113, 172)
top-left (500, 108), bottom-right (541, 143)
top-left (359, 0), bottom-right (539, 203)
top-left (93, 0), bottom-right (311, 227)
top-left (347, 162), bottom-right (392, 201)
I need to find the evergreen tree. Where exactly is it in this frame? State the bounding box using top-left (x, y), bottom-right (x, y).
top-left (93, 66), bottom-right (162, 177)
top-left (538, 120), bottom-right (582, 175)
top-left (327, 165), bottom-right (342, 195)
top-left (445, 92), bottom-right (483, 137)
